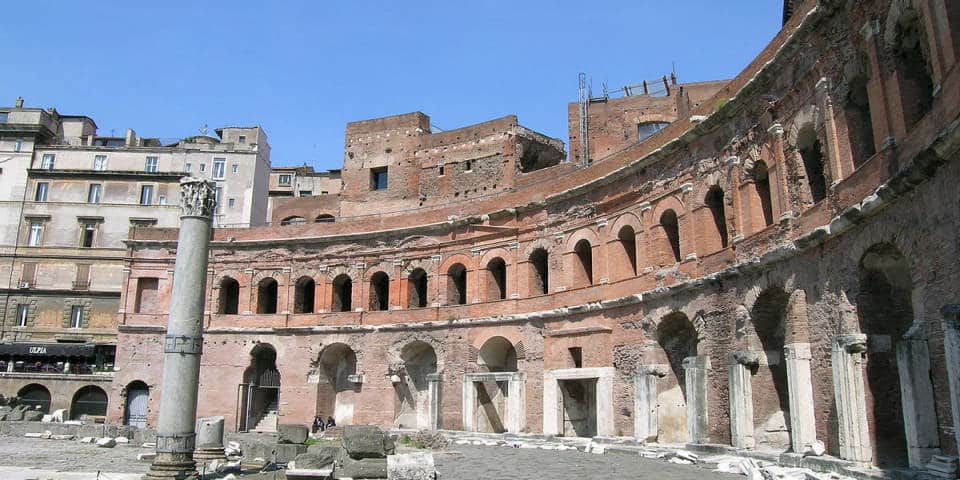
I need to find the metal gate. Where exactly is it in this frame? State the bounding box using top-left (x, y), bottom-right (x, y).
top-left (124, 388), bottom-right (149, 428)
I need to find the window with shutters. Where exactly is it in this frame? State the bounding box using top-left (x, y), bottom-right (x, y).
top-left (21, 263), bottom-right (36, 285)
top-left (69, 305), bottom-right (83, 328)
top-left (74, 264), bottom-right (90, 290)
top-left (15, 304), bottom-right (28, 327)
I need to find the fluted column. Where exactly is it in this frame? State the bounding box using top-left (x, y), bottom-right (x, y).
top-left (146, 178), bottom-right (216, 480)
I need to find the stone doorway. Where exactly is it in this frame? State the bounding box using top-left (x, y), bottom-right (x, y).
top-left (239, 344), bottom-right (281, 432)
top-left (393, 341), bottom-right (439, 430)
top-left (463, 372), bottom-right (525, 433)
top-left (316, 343), bottom-right (360, 426)
top-left (543, 367), bottom-right (614, 438)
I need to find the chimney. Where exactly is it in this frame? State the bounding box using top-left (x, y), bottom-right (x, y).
top-left (125, 128), bottom-right (137, 146)
top-left (14, 96), bottom-right (23, 109)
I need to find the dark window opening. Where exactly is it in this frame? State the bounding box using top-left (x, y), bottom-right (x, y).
top-left (257, 278), bottom-right (278, 314)
top-left (369, 271), bottom-right (390, 311)
top-left (893, 10), bottom-right (934, 130)
top-left (487, 258), bottom-right (507, 300)
top-left (617, 226), bottom-right (637, 276)
top-left (219, 277), bottom-right (240, 314)
top-left (574, 239), bottom-right (593, 287)
top-left (294, 276), bottom-right (315, 314)
top-left (371, 167), bottom-right (388, 190)
top-left (661, 209), bottom-right (681, 263)
top-left (315, 214), bottom-right (335, 223)
top-left (705, 186), bottom-right (728, 249)
top-left (332, 274), bottom-right (352, 312)
top-left (845, 73), bottom-right (876, 168)
top-left (134, 277), bottom-right (159, 314)
top-left (797, 125), bottom-right (827, 203)
top-left (638, 121), bottom-right (670, 143)
top-left (448, 263), bottom-right (467, 305)
top-left (752, 161), bottom-right (774, 227)
top-left (408, 268), bottom-right (428, 308)
top-left (529, 248), bottom-right (549, 295)
top-left (569, 347), bottom-right (583, 368)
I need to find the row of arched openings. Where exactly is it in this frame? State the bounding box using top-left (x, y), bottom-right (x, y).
top-left (280, 214), bottom-right (336, 226)
top-left (16, 384), bottom-right (108, 420)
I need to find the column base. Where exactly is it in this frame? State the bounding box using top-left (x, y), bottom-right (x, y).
top-left (145, 453), bottom-right (198, 480)
top-left (193, 447), bottom-right (227, 462)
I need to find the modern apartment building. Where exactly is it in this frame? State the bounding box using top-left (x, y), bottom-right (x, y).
top-left (0, 98), bottom-right (271, 417)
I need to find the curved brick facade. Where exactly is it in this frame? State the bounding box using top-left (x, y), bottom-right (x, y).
top-left (111, 0), bottom-right (960, 471)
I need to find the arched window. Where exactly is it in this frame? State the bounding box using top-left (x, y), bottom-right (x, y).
top-left (331, 274), bottom-right (352, 312)
top-left (280, 216), bottom-right (307, 226)
top-left (408, 268), bottom-right (428, 308)
top-left (256, 277), bottom-right (278, 314)
top-left (660, 209), bottom-right (681, 263)
top-left (218, 277), bottom-right (240, 314)
top-left (892, 8), bottom-right (934, 130)
top-left (294, 276), bottom-right (315, 314)
top-left (752, 161), bottom-right (774, 228)
top-left (529, 248), bottom-right (549, 295)
top-left (315, 214), bottom-right (335, 223)
top-left (486, 258), bottom-right (507, 301)
top-left (617, 226), bottom-right (637, 277)
top-left (797, 125), bottom-right (827, 203)
top-left (70, 385), bottom-right (108, 419)
top-left (845, 71), bottom-right (876, 168)
top-left (369, 271), bottom-right (390, 311)
top-left (573, 239), bottom-right (593, 287)
top-left (447, 263), bottom-right (467, 305)
top-left (705, 186), bottom-right (728, 249)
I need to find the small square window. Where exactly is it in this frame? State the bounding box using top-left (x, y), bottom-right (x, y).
top-left (228, 198), bottom-right (236, 208)
top-left (278, 174), bottom-right (291, 185)
top-left (145, 156), bottom-right (159, 173)
top-left (158, 194), bottom-right (167, 205)
top-left (199, 163), bottom-right (206, 172)
top-left (238, 135), bottom-right (247, 143)
top-left (464, 161), bottom-right (472, 172)
top-left (185, 163), bottom-right (192, 172)
top-left (213, 158), bottom-right (226, 179)
top-left (14, 139), bottom-right (23, 153)
top-left (438, 165), bottom-right (444, 176)
top-left (370, 167), bottom-right (388, 190)
top-left (299, 190), bottom-right (312, 197)
top-left (0, 112), bottom-right (7, 123)
top-left (569, 347), bottom-right (583, 368)
top-left (232, 164), bottom-right (239, 174)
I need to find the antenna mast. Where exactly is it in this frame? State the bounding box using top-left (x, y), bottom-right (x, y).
top-left (578, 73), bottom-right (589, 166)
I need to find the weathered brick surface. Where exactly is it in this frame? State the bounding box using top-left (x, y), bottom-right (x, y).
top-left (107, 0), bottom-right (960, 471)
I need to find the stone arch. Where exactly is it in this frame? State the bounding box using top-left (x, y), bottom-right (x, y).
top-left (884, 0), bottom-right (935, 130)
top-left (316, 343), bottom-right (360, 425)
top-left (566, 228), bottom-right (599, 288)
top-left (795, 122), bottom-right (828, 204)
top-left (330, 273), bottom-right (353, 312)
top-left (484, 257), bottom-right (508, 301)
top-left (241, 343), bottom-right (281, 432)
top-left (478, 336), bottom-right (518, 372)
top-left (842, 53), bottom-right (876, 168)
top-left (217, 275), bottom-right (240, 314)
top-left (748, 286), bottom-right (792, 451)
top-left (650, 196), bottom-right (685, 265)
top-left (280, 216), bottom-right (306, 226)
top-left (440, 253), bottom-right (473, 305)
top-left (70, 385), bottom-right (108, 420)
top-left (393, 340), bottom-right (440, 429)
top-left (704, 184), bottom-right (729, 251)
top-left (744, 158), bottom-right (775, 230)
top-left (653, 311), bottom-right (699, 443)
top-left (315, 214), bottom-right (335, 223)
top-left (522, 239), bottom-right (557, 297)
top-left (18, 383), bottom-right (50, 413)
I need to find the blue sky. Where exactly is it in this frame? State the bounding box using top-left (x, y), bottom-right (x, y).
top-left (1, 1), bottom-right (782, 171)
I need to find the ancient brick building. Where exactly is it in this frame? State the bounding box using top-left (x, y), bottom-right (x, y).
top-left (110, 0), bottom-right (960, 474)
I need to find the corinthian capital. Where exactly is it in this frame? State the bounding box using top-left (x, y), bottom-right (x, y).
top-left (179, 177), bottom-right (217, 219)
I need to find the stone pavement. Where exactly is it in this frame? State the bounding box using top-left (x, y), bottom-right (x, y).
top-left (434, 444), bottom-right (741, 479)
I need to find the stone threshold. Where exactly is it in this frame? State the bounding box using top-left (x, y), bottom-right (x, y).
top-left (433, 430), bottom-right (918, 480)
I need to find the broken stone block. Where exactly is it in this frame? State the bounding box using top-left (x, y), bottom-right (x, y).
top-left (342, 425), bottom-right (391, 459)
top-left (334, 455), bottom-right (388, 479)
top-left (24, 432), bottom-right (43, 438)
top-left (40, 430), bottom-right (52, 439)
top-left (50, 434), bottom-right (74, 441)
top-left (387, 452), bottom-right (436, 480)
top-left (114, 436), bottom-right (129, 444)
top-left (295, 447), bottom-right (338, 470)
top-left (79, 436), bottom-right (95, 443)
top-left (138, 452), bottom-right (157, 462)
top-left (96, 437), bottom-right (117, 448)
top-left (7, 405), bottom-right (28, 421)
top-left (273, 443), bottom-right (308, 463)
top-left (23, 410), bottom-right (43, 422)
top-left (278, 423), bottom-right (309, 444)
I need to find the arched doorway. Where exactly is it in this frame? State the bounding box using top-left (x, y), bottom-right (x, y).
top-left (218, 277), bottom-right (240, 314)
top-left (123, 381), bottom-right (149, 428)
top-left (331, 274), bottom-right (353, 312)
top-left (70, 385), bottom-right (108, 420)
top-left (857, 243), bottom-right (915, 467)
top-left (470, 337), bottom-right (519, 433)
top-left (750, 287), bottom-right (791, 452)
top-left (316, 343), bottom-right (359, 425)
top-left (654, 312), bottom-right (698, 443)
top-left (17, 384), bottom-right (50, 414)
top-left (240, 344), bottom-right (281, 432)
top-left (394, 341), bottom-right (437, 429)
top-left (257, 278), bottom-right (278, 314)
top-left (294, 276), bottom-right (315, 314)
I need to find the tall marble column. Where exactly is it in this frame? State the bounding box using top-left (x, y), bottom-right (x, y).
top-left (634, 364), bottom-right (666, 442)
top-left (427, 372), bottom-right (443, 430)
top-left (146, 178), bottom-right (217, 480)
top-left (729, 351), bottom-right (760, 449)
top-left (784, 343), bottom-right (818, 453)
top-left (682, 355), bottom-right (711, 444)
